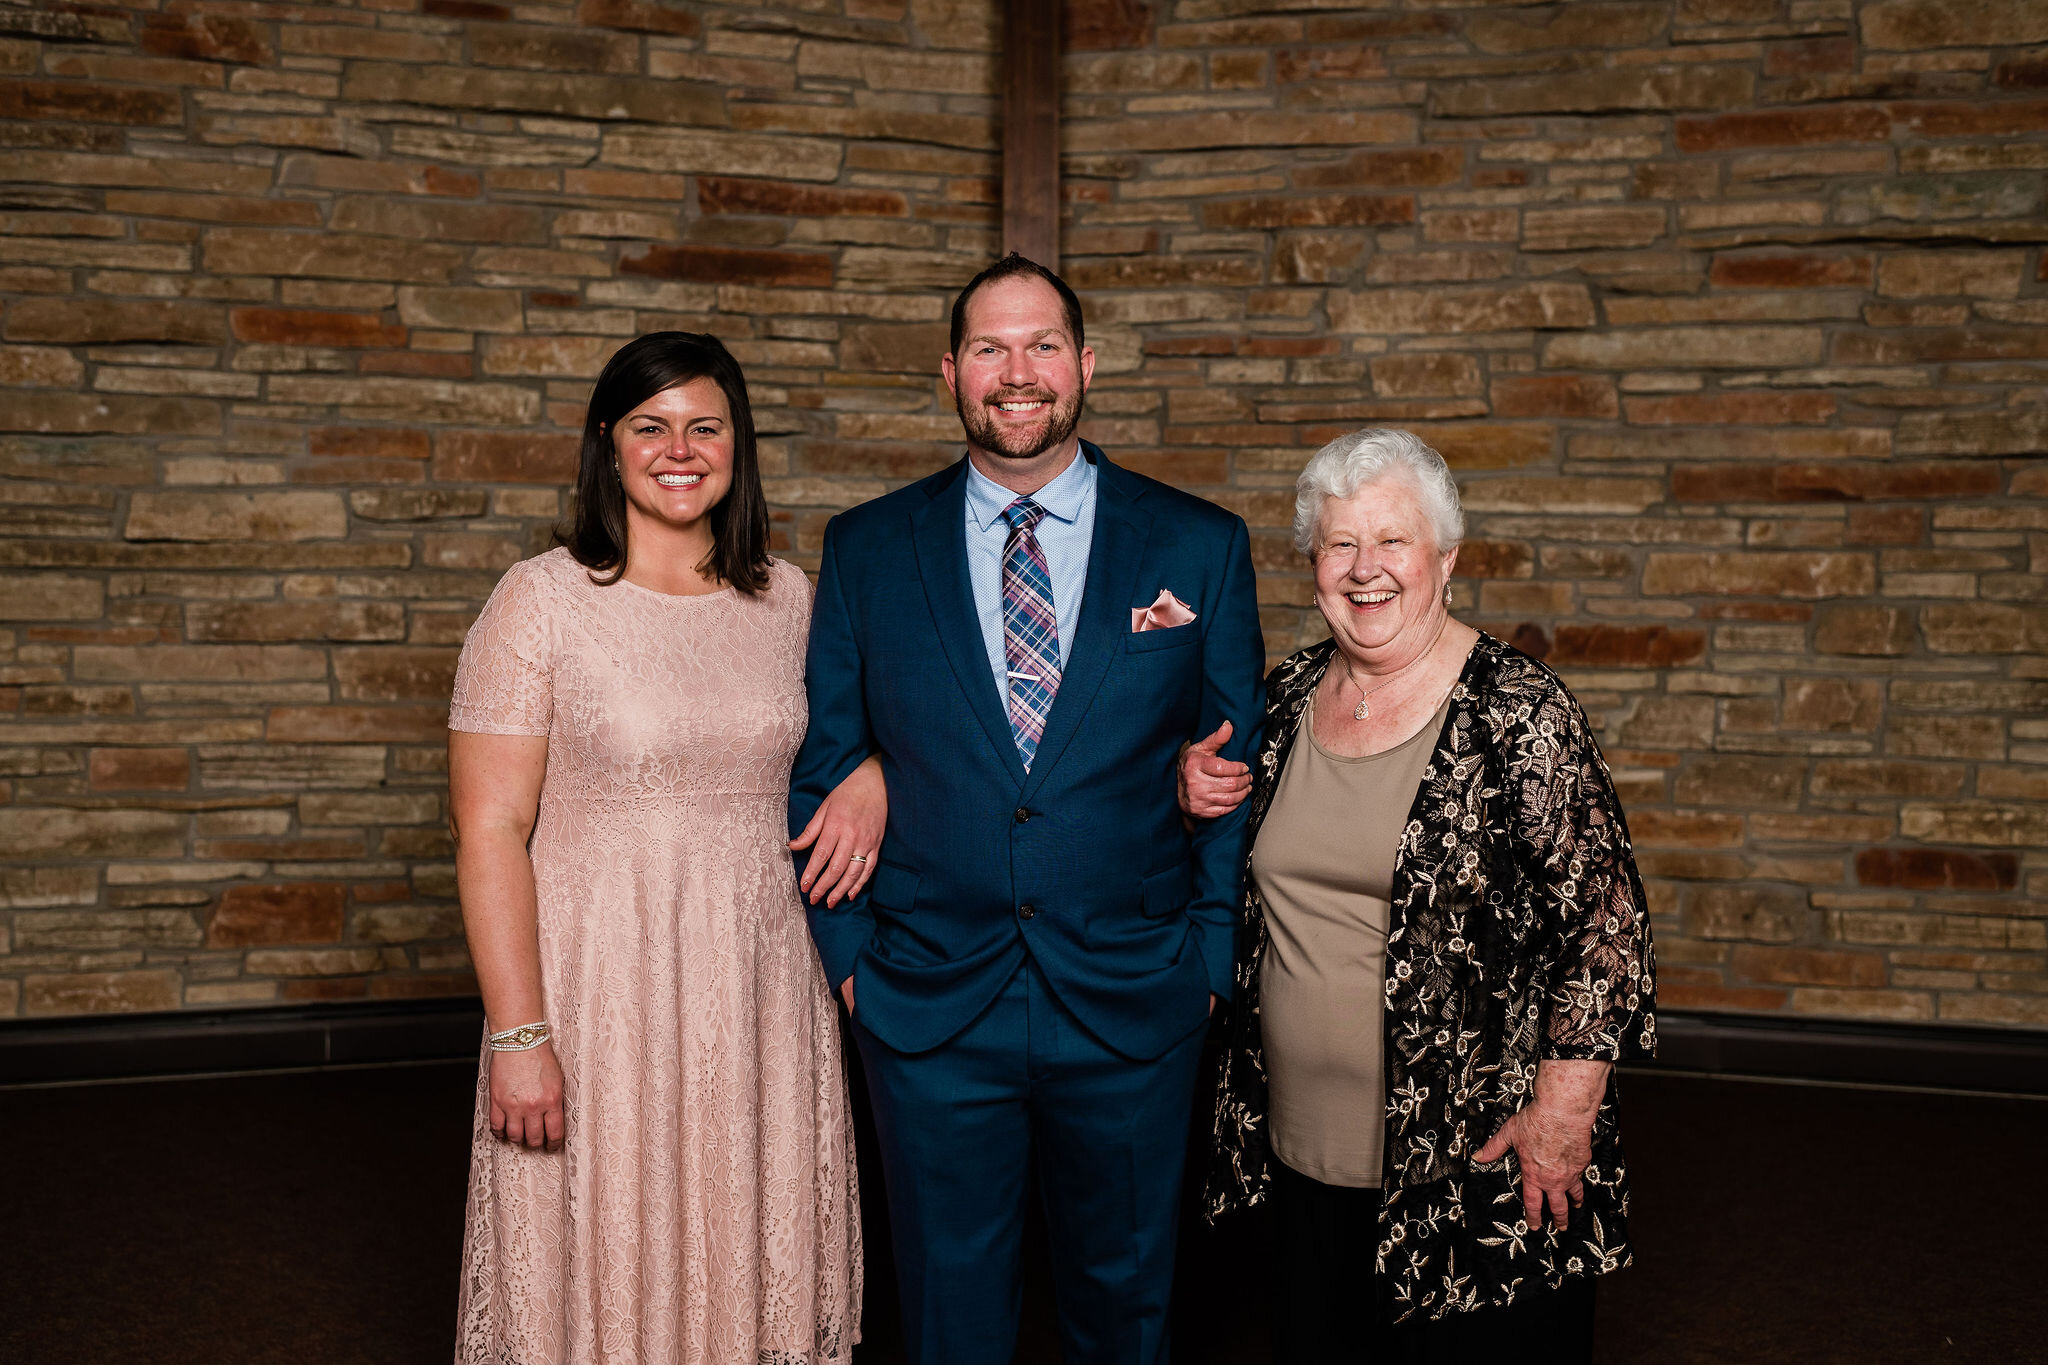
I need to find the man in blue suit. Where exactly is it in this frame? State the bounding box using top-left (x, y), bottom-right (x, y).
top-left (789, 255), bottom-right (1263, 1364)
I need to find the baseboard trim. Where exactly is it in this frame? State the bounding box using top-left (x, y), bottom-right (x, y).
top-left (2, 998), bottom-right (2044, 1093)
top-left (1632, 1009), bottom-right (2048, 1097)
top-left (0, 997), bottom-right (484, 1086)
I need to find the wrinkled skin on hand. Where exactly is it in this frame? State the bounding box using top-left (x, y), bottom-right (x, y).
top-left (1474, 1058), bottom-right (1610, 1232)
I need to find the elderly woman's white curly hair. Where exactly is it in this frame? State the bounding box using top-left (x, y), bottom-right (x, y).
top-left (1291, 427), bottom-right (1465, 556)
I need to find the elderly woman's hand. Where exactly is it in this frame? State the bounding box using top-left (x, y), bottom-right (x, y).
top-left (790, 754), bottom-right (887, 907)
top-left (1473, 1058), bottom-right (1610, 1233)
top-left (1179, 721), bottom-right (1251, 818)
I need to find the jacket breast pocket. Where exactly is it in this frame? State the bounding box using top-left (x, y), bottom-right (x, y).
top-left (1125, 623), bottom-right (1199, 655)
top-left (1140, 862), bottom-right (1194, 918)
top-left (868, 860), bottom-right (920, 914)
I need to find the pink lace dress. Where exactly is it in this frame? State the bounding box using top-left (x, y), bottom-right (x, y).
top-left (449, 548), bottom-right (860, 1365)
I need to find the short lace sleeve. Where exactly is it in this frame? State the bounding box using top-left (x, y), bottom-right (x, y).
top-left (449, 556), bottom-right (556, 737)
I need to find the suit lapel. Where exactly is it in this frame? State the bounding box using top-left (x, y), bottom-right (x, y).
top-left (909, 460), bottom-right (1029, 786)
top-left (1019, 448), bottom-right (1149, 804)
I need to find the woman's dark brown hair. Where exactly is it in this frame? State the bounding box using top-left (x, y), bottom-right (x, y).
top-left (559, 331), bottom-right (771, 595)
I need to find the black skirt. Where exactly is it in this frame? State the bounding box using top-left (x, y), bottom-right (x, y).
top-left (1267, 1156), bottom-right (1597, 1365)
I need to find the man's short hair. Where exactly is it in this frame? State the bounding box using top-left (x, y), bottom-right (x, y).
top-left (949, 253), bottom-right (1086, 359)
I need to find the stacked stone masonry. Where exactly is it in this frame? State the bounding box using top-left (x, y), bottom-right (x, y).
top-left (2, 0), bottom-right (2045, 1032)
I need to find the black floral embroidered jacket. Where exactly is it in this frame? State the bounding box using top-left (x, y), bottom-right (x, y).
top-left (1203, 632), bottom-right (1658, 1324)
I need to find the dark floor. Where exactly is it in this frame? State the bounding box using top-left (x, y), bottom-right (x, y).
top-left (1, 1062), bottom-right (2043, 1364)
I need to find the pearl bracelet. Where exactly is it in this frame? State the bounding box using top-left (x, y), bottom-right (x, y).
top-left (488, 1020), bottom-right (551, 1052)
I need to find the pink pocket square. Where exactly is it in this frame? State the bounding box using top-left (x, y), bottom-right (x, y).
top-left (1131, 589), bottom-right (1197, 633)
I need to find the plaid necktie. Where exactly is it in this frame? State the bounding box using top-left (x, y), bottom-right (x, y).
top-left (1000, 497), bottom-right (1061, 770)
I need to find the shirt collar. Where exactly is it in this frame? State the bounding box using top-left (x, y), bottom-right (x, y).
top-left (963, 446), bottom-right (1095, 533)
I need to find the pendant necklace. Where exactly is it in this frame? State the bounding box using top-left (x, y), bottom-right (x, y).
top-left (1343, 609), bottom-right (1450, 721)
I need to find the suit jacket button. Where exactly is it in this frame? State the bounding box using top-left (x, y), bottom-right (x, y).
top-left (1018, 903), bottom-right (1037, 920)
top-left (1014, 807), bottom-right (1031, 823)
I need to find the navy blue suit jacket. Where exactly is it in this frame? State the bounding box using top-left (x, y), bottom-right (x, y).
top-left (790, 444), bottom-right (1264, 1061)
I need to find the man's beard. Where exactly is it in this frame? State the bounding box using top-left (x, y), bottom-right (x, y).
top-left (957, 385), bottom-right (1084, 461)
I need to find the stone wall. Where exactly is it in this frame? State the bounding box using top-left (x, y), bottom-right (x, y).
top-left (3, 0), bottom-right (2045, 1032)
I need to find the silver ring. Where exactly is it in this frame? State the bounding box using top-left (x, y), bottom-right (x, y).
top-left (849, 853), bottom-right (869, 864)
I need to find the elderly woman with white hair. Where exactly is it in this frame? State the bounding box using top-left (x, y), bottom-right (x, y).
top-left (1179, 428), bottom-right (1657, 1362)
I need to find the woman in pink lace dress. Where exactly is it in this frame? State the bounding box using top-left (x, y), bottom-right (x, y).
top-left (448, 333), bottom-right (870, 1364)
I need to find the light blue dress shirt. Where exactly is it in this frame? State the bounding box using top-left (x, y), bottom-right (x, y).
top-left (963, 450), bottom-right (1098, 701)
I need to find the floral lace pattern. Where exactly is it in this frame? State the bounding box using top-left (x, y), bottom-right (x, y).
top-left (451, 549), bottom-right (860, 1365)
top-left (1204, 633), bottom-right (1656, 1325)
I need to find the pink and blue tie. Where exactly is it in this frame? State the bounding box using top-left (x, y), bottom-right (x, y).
top-left (1000, 497), bottom-right (1061, 770)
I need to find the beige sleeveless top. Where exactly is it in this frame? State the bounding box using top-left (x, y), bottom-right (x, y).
top-left (1251, 688), bottom-right (1447, 1188)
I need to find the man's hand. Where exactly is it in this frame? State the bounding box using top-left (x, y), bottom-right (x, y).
top-left (1473, 1059), bottom-right (1609, 1233)
top-left (1179, 721), bottom-right (1251, 818)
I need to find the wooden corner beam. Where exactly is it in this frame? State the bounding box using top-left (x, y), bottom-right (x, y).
top-left (1001, 0), bottom-right (1061, 270)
